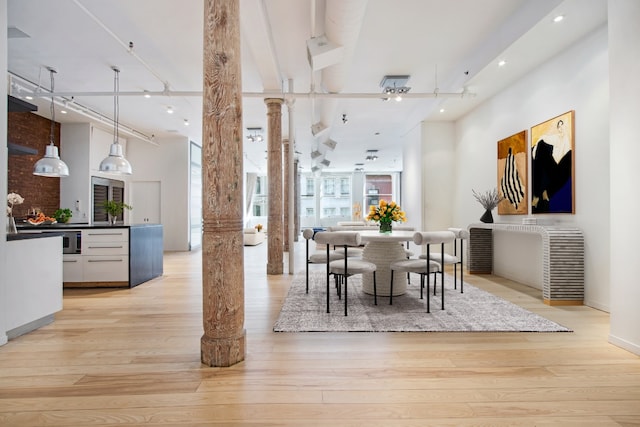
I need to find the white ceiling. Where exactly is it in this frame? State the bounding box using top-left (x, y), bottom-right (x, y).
top-left (7, 0), bottom-right (607, 174)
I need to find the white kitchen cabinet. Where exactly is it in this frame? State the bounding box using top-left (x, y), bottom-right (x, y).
top-left (5, 235), bottom-right (63, 340)
top-left (62, 254), bottom-right (83, 282)
top-left (81, 228), bottom-right (129, 284)
top-left (83, 255), bottom-right (129, 282)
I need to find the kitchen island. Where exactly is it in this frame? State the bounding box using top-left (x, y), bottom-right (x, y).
top-left (17, 223), bottom-right (163, 288)
top-left (5, 233), bottom-right (63, 340)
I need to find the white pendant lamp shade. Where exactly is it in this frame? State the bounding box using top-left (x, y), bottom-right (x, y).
top-left (33, 67), bottom-right (70, 177)
top-left (33, 144), bottom-right (70, 177)
top-left (99, 66), bottom-right (132, 175)
top-left (99, 141), bottom-right (133, 174)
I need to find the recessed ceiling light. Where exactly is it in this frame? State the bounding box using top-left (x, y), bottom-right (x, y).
top-left (184, 119), bottom-right (190, 126)
top-left (167, 106), bottom-right (174, 114)
top-left (553, 15), bottom-right (564, 23)
top-left (439, 108), bottom-right (445, 113)
top-left (143, 90), bottom-right (151, 98)
top-left (498, 60), bottom-right (507, 67)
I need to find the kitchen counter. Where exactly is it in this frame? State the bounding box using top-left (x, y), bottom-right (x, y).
top-left (7, 231), bottom-right (63, 241)
top-left (16, 224), bottom-right (164, 288)
top-left (16, 223), bottom-right (160, 230)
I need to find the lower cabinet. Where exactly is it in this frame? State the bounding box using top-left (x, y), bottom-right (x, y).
top-left (83, 255), bottom-right (129, 282)
top-left (62, 254), bottom-right (83, 282)
top-left (63, 225), bottom-right (162, 288)
top-left (64, 228), bottom-right (129, 287)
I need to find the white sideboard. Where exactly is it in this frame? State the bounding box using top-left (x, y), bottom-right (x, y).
top-left (467, 223), bottom-right (584, 306)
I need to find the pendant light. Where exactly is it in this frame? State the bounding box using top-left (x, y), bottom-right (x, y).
top-left (33, 67), bottom-right (70, 177)
top-left (99, 66), bottom-right (132, 175)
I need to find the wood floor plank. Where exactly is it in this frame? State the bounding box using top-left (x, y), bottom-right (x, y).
top-left (0, 240), bottom-right (638, 426)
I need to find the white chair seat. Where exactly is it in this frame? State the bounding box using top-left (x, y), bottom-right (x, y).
top-left (334, 247), bottom-right (364, 257)
top-left (404, 249), bottom-right (415, 257)
top-left (329, 258), bottom-right (376, 275)
top-left (421, 253), bottom-right (459, 264)
top-left (390, 259), bottom-right (440, 274)
top-left (309, 252), bottom-right (345, 263)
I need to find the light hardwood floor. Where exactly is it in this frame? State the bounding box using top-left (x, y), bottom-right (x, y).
top-left (1, 239), bottom-right (639, 426)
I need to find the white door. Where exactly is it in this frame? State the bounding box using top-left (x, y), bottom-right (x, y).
top-left (131, 181), bottom-right (161, 224)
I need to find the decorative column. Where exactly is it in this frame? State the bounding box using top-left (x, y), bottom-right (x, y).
top-left (200, 0), bottom-right (245, 367)
top-left (283, 138), bottom-right (290, 253)
top-left (265, 98), bottom-right (284, 275)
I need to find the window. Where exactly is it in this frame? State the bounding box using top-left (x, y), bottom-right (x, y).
top-left (323, 207), bottom-right (336, 216)
top-left (323, 178), bottom-right (335, 196)
top-left (340, 207), bottom-right (350, 216)
top-left (366, 174), bottom-right (394, 208)
top-left (305, 207), bottom-right (314, 216)
top-left (340, 178), bottom-right (350, 195)
top-left (250, 174), bottom-right (268, 222)
top-left (305, 178), bottom-right (314, 196)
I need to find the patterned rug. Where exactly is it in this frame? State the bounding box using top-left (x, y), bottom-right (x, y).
top-left (273, 271), bottom-right (571, 332)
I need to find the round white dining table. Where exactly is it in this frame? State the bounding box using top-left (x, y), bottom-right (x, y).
top-left (357, 230), bottom-right (417, 296)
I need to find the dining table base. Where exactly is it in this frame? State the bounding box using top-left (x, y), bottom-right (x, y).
top-left (361, 240), bottom-right (408, 296)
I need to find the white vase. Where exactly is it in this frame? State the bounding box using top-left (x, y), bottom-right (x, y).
top-left (7, 216), bottom-right (17, 234)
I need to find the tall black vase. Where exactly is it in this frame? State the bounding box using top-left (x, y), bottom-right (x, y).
top-left (480, 209), bottom-right (494, 223)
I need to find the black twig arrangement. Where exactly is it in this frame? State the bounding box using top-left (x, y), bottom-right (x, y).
top-left (472, 188), bottom-right (503, 210)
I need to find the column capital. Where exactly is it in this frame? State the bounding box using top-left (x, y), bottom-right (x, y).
top-left (264, 97), bottom-right (284, 106)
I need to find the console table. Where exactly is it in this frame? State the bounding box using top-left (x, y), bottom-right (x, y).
top-left (467, 223), bottom-right (584, 306)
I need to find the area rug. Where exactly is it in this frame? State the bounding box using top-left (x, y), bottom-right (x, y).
top-left (273, 271), bottom-right (571, 332)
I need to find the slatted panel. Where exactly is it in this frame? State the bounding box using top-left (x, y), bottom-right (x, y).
top-left (468, 228), bottom-right (493, 273)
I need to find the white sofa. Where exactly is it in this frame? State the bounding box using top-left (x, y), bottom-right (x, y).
top-left (243, 228), bottom-right (265, 246)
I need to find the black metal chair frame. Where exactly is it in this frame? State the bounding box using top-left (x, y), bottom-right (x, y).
top-left (324, 243), bottom-right (377, 316)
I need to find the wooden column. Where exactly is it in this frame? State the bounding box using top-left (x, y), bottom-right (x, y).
top-left (265, 98), bottom-right (284, 275)
top-left (283, 138), bottom-right (290, 252)
top-left (200, 0), bottom-right (245, 367)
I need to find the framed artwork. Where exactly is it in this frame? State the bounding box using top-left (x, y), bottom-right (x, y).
top-left (497, 130), bottom-right (528, 215)
top-left (530, 110), bottom-right (575, 213)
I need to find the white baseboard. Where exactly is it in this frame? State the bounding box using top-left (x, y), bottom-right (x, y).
top-left (608, 334), bottom-right (640, 356)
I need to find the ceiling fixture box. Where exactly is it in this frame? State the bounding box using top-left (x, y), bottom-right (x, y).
top-left (306, 35), bottom-right (344, 71)
top-left (323, 139), bottom-right (337, 150)
top-left (311, 121), bottom-right (328, 137)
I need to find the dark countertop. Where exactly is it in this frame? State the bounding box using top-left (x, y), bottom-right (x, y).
top-left (7, 231), bottom-right (63, 242)
top-left (16, 223), bottom-right (162, 230)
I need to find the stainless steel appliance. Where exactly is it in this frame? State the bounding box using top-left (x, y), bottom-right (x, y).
top-left (62, 231), bottom-right (81, 254)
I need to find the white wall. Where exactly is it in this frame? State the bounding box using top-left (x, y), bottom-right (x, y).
top-left (127, 136), bottom-right (190, 251)
top-left (1, 0), bottom-right (10, 346)
top-left (401, 124), bottom-right (422, 231)
top-left (454, 25), bottom-right (610, 311)
top-left (608, 0), bottom-right (640, 355)
top-left (422, 122), bottom-right (456, 232)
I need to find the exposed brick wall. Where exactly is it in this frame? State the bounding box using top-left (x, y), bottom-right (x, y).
top-left (7, 112), bottom-right (61, 219)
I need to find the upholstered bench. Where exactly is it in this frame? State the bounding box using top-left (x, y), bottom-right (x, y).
top-left (243, 228), bottom-right (265, 246)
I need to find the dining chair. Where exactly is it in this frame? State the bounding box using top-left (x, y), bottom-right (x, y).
top-left (423, 227), bottom-right (469, 293)
top-left (389, 231), bottom-right (455, 313)
top-left (314, 231), bottom-right (377, 315)
top-left (302, 228), bottom-right (344, 294)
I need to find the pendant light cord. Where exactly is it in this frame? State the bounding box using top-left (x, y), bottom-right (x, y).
top-left (113, 67), bottom-right (120, 144)
top-left (49, 68), bottom-right (56, 145)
